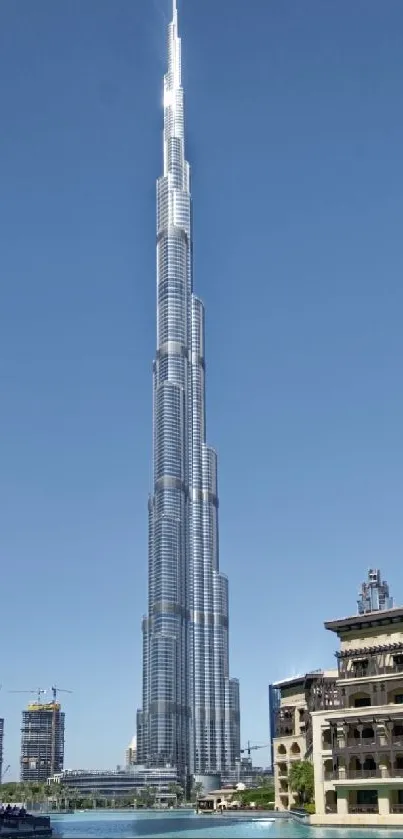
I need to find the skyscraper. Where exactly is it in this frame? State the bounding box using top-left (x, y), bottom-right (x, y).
top-left (137, 0), bottom-right (240, 782)
top-left (357, 568), bottom-right (394, 614)
top-left (20, 700), bottom-right (65, 782)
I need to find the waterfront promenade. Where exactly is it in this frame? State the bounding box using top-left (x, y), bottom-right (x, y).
top-left (0, 811), bottom-right (51, 838)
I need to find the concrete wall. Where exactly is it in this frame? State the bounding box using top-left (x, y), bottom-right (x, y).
top-left (339, 621), bottom-right (403, 652)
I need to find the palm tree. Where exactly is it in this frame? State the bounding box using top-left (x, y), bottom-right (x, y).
top-left (288, 760), bottom-right (314, 807)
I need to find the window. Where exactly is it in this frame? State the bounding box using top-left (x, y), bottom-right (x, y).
top-left (354, 696), bottom-right (371, 708)
top-left (353, 659), bottom-right (369, 677)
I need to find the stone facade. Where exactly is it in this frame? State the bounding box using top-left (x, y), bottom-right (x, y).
top-left (272, 670), bottom-right (338, 810)
top-left (311, 606), bottom-right (403, 827)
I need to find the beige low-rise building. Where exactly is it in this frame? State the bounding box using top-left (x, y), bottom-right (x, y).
top-left (272, 669), bottom-right (338, 810)
top-left (311, 605), bottom-right (403, 827)
top-left (197, 788), bottom-right (239, 811)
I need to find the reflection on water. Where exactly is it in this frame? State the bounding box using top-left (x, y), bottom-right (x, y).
top-left (51, 811), bottom-right (403, 839)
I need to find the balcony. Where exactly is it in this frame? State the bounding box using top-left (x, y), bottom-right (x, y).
top-left (335, 734), bottom-right (403, 751)
top-left (346, 737), bottom-right (377, 747)
top-left (276, 726), bottom-right (294, 737)
top-left (325, 770), bottom-right (382, 780)
top-left (391, 806), bottom-right (403, 813)
top-left (349, 806), bottom-right (378, 814)
top-left (325, 767), bottom-right (403, 781)
top-left (339, 662), bottom-right (403, 681)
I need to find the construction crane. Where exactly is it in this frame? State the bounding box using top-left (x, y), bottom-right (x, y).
top-left (9, 686), bottom-right (73, 704)
top-left (9, 688), bottom-right (47, 704)
top-left (51, 686), bottom-right (73, 702)
top-left (240, 741), bottom-right (271, 758)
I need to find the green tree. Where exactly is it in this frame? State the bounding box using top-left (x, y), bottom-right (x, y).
top-left (190, 781), bottom-right (203, 803)
top-left (168, 783), bottom-right (184, 805)
top-left (138, 786), bottom-right (155, 808)
top-left (288, 760), bottom-right (314, 807)
top-left (232, 786), bottom-right (274, 810)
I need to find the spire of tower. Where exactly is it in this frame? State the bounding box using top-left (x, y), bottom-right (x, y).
top-left (173, 0), bottom-right (178, 25)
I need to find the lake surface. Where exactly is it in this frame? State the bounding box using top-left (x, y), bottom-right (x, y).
top-left (50, 810), bottom-right (403, 839)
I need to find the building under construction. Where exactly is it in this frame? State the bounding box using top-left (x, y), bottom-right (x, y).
top-left (20, 701), bottom-right (65, 783)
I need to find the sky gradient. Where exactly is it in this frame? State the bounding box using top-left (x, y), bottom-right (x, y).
top-left (1, 0), bottom-right (403, 778)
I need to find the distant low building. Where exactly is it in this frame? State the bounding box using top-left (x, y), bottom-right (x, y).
top-left (197, 787), bottom-right (239, 812)
top-left (49, 766), bottom-right (179, 798)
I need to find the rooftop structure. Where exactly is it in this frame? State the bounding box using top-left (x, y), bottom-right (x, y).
top-left (357, 569), bottom-right (394, 615)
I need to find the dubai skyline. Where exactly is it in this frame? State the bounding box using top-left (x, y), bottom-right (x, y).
top-left (136, 0), bottom-right (240, 778)
top-left (1, 0), bottom-right (402, 775)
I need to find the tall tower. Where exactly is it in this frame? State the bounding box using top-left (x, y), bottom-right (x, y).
top-left (20, 700), bottom-right (65, 782)
top-left (137, 0), bottom-right (240, 781)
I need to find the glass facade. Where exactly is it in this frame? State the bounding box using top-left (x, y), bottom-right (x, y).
top-left (137, 0), bottom-right (240, 780)
top-left (53, 767), bottom-right (179, 798)
top-left (268, 684), bottom-right (281, 769)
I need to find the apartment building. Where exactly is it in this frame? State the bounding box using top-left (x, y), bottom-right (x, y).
top-left (271, 669), bottom-right (338, 810)
top-left (311, 605), bottom-right (403, 827)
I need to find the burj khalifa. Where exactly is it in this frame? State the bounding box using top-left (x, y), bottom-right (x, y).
top-left (136, 0), bottom-right (240, 782)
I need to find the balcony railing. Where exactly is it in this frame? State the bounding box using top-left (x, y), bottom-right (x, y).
top-left (325, 767), bottom-right (403, 780)
top-left (324, 769), bottom-right (382, 780)
top-left (336, 735), bottom-right (403, 750)
top-left (391, 805), bottom-right (403, 813)
top-left (339, 663), bottom-right (403, 680)
top-left (349, 807), bottom-right (379, 814)
top-left (346, 737), bottom-right (377, 747)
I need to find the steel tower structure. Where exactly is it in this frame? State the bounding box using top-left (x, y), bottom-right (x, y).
top-left (137, 0), bottom-right (240, 780)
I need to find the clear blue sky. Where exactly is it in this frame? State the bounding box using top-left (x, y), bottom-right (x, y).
top-left (1, 0), bottom-right (403, 779)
